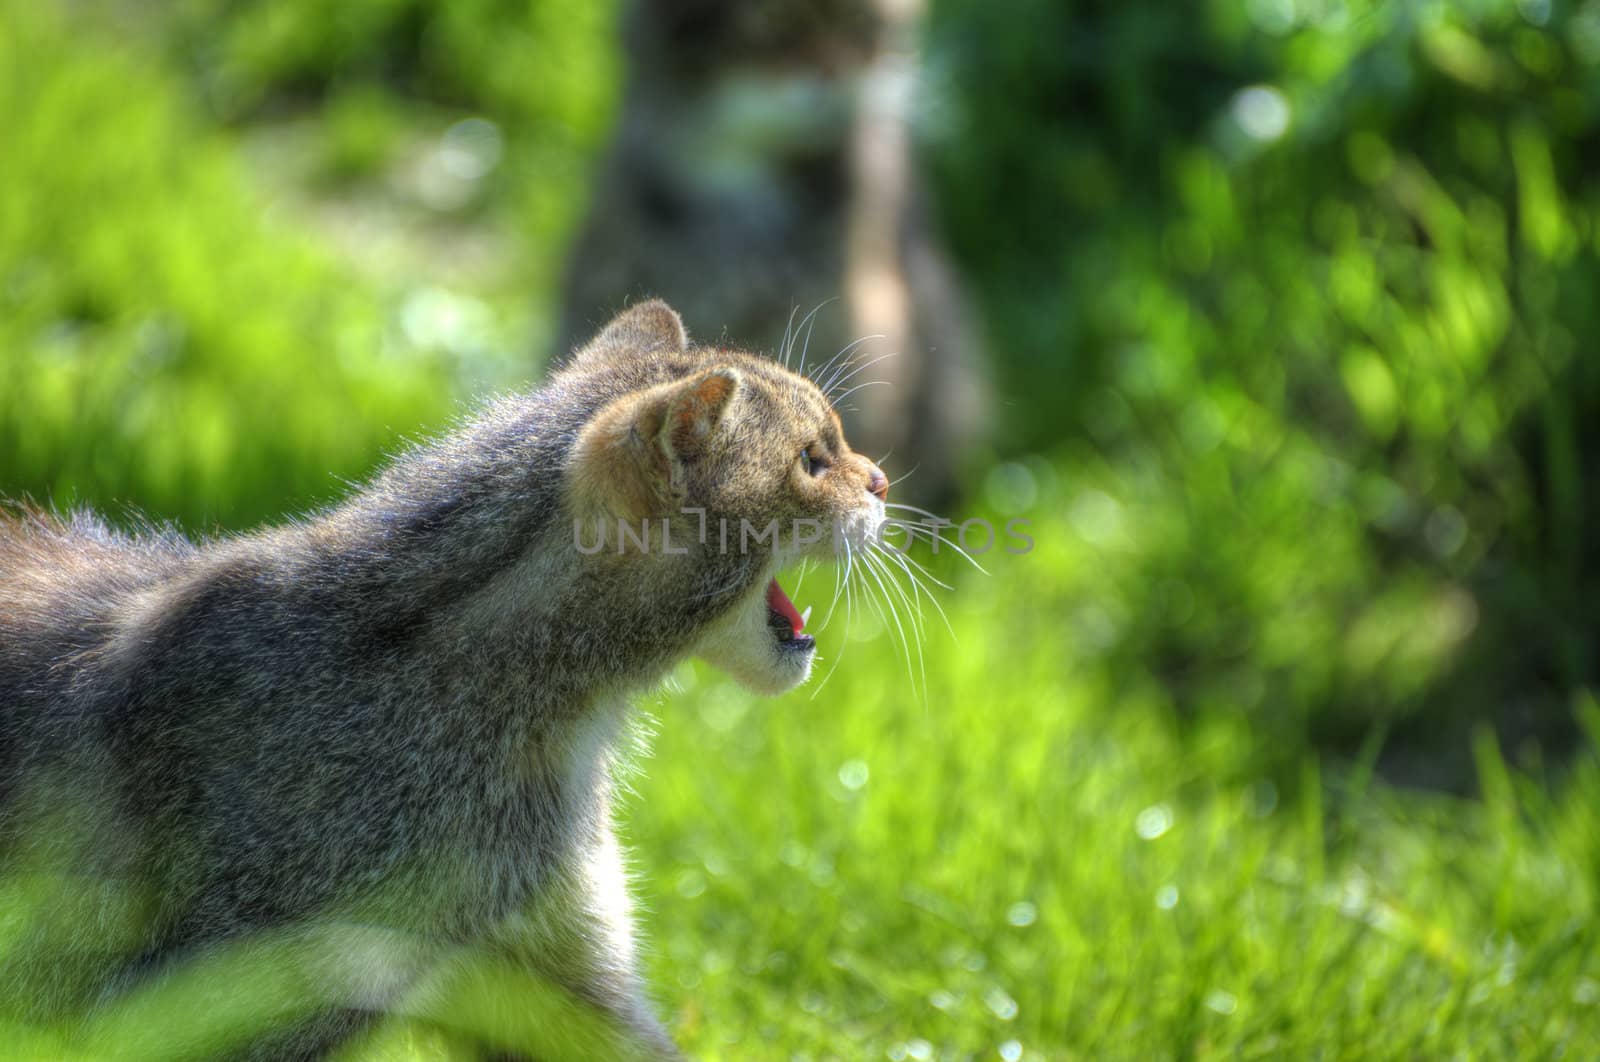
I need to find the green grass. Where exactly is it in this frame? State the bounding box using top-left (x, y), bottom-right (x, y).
top-left (631, 527), bottom-right (1600, 1058)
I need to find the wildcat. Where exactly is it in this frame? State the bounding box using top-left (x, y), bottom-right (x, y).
top-left (0, 300), bottom-right (890, 1059)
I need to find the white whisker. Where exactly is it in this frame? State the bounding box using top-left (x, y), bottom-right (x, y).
top-left (883, 504), bottom-right (992, 575)
top-left (819, 535), bottom-right (852, 632)
top-left (818, 343), bottom-right (876, 394)
top-left (808, 333), bottom-right (881, 389)
top-left (830, 379), bottom-right (892, 405)
top-left (785, 299), bottom-right (832, 370)
top-left (824, 350), bottom-right (899, 398)
top-left (882, 501), bottom-right (948, 521)
top-left (859, 547), bottom-right (923, 702)
top-left (881, 461), bottom-right (919, 489)
top-left (878, 536), bottom-right (955, 592)
top-left (778, 303), bottom-right (801, 369)
top-left (877, 542), bottom-right (956, 641)
top-left (810, 538), bottom-right (858, 698)
top-left (796, 297), bottom-right (837, 377)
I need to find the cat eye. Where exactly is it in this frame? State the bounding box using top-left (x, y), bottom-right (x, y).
top-left (800, 447), bottom-right (827, 477)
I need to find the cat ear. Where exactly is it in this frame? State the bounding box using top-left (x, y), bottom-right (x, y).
top-left (656, 366), bottom-right (739, 462)
top-left (575, 299), bottom-right (689, 365)
top-left (569, 367), bottom-right (742, 520)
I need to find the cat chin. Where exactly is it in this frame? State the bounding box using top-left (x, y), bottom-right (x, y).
top-left (706, 648), bottom-right (814, 697)
top-left (691, 576), bottom-right (815, 696)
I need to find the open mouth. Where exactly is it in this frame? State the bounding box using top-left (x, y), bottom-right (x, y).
top-left (766, 577), bottom-right (814, 653)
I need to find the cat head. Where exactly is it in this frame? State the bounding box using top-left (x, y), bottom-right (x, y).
top-left (562, 300), bottom-right (890, 695)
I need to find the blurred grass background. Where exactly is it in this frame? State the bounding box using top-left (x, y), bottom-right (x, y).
top-left (4, 0), bottom-right (1600, 1057)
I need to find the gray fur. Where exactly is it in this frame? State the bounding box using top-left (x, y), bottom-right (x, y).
top-left (0, 334), bottom-right (775, 1058)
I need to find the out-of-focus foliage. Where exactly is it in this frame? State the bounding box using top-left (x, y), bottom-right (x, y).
top-left (0, 2), bottom-right (459, 529)
top-left (0, 0), bottom-right (618, 530)
top-left (161, 0), bottom-right (620, 303)
top-left (926, 0), bottom-right (1600, 761)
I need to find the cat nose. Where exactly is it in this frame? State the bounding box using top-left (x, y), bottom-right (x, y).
top-left (866, 464), bottom-right (889, 502)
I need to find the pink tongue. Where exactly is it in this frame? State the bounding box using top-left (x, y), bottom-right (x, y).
top-left (766, 578), bottom-right (805, 635)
